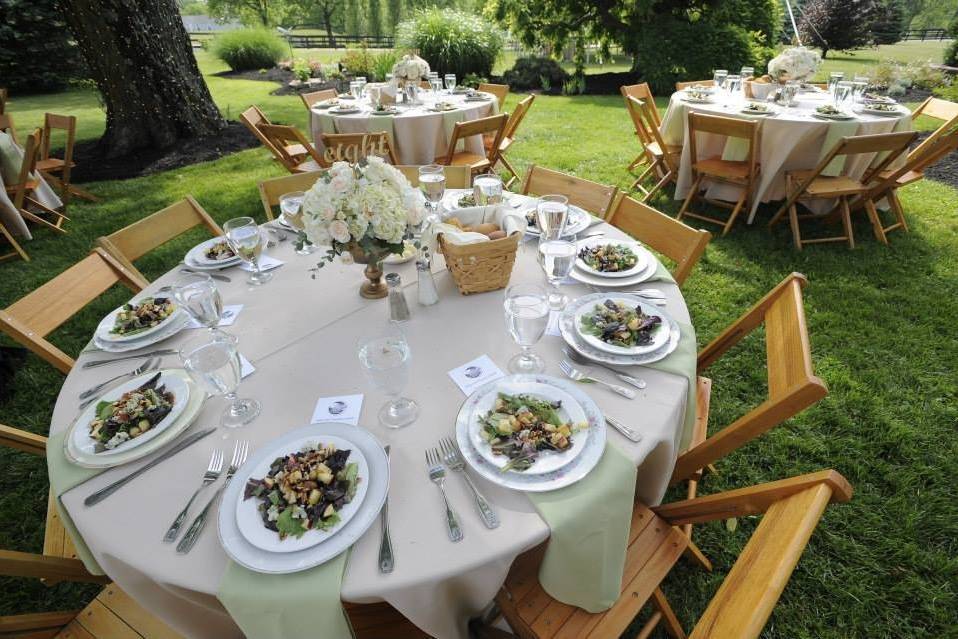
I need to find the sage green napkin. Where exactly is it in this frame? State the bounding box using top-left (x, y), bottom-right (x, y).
top-left (528, 444), bottom-right (637, 612)
top-left (218, 552), bottom-right (353, 639)
top-left (45, 430), bottom-right (106, 575)
top-left (818, 119), bottom-right (860, 177)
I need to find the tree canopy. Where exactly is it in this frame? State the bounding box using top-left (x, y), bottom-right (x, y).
top-left (798, 0), bottom-right (875, 58)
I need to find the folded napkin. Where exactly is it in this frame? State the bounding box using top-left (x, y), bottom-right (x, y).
top-left (427, 204), bottom-right (526, 255)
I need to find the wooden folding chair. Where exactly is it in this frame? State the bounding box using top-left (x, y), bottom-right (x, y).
top-left (475, 470), bottom-right (852, 639)
top-left (37, 112), bottom-right (98, 207)
top-left (768, 131), bottom-right (916, 250)
top-left (621, 84), bottom-right (661, 186)
top-left (439, 113), bottom-right (509, 174)
top-left (676, 112), bottom-right (761, 235)
top-left (909, 96), bottom-right (958, 158)
top-left (478, 82), bottom-right (510, 109)
top-left (0, 121), bottom-right (29, 261)
top-left (0, 112), bottom-right (17, 142)
top-left (5, 129), bottom-right (70, 233)
top-left (258, 171), bottom-right (324, 220)
top-left (395, 165), bottom-right (471, 189)
top-left (520, 165), bottom-right (619, 219)
top-left (0, 87), bottom-right (7, 114)
top-left (300, 88), bottom-right (338, 110)
top-left (259, 123), bottom-right (327, 173)
top-left (0, 248), bottom-right (144, 374)
top-left (95, 196), bottom-right (222, 284)
top-left (607, 194), bottom-right (711, 286)
top-left (320, 131), bottom-right (399, 165)
top-left (487, 94), bottom-right (535, 188)
top-left (675, 80), bottom-right (714, 91)
top-left (629, 97), bottom-right (682, 202)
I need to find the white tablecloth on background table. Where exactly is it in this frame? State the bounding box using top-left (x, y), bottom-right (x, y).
top-left (310, 93), bottom-right (499, 165)
top-left (50, 197), bottom-right (692, 639)
top-left (0, 140), bottom-right (64, 239)
top-left (659, 90), bottom-right (912, 222)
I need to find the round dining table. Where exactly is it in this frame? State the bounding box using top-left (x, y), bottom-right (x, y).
top-left (48, 193), bottom-right (694, 639)
top-left (659, 88), bottom-right (913, 222)
top-left (310, 91), bottom-right (500, 165)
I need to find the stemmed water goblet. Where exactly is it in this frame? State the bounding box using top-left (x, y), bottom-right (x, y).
top-left (430, 77), bottom-right (443, 95)
top-left (279, 190), bottom-right (315, 255)
top-left (356, 76), bottom-right (367, 97)
top-left (503, 283), bottom-right (550, 374)
top-left (172, 273), bottom-right (223, 332)
top-left (224, 216), bottom-right (272, 285)
top-left (473, 172), bottom-right (503, 206)
top-left (180, 329), bottom-right (260, 428)
top-left (350, 80), bottom-right (363, 101)
top-left (828, 71), bottom-right (845, 96)
top-left (740, 66), bottom-right (754, 80)
top-left (418, 164), bottom-right (446, 226)
top-left (444, 74), bottom-right (457, 92)
top-left (539, 239), bottom-right (576, 310)
top-left (535, 194), bottom-right (569, 241)
top-left (358, 332), bottom-right (419, 428)
top-left (726, 74), bottom-right (743, 97)
top-left (713, 69), bottom-right (728, 91)
top-left (851, 76), bottom-right (869, 103)
top-left (833, 81), bottom-right (852, 107)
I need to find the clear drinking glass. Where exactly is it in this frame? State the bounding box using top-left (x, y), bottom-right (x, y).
top-left (780, 81), bottom-right (800, 107)
top-left (356, 76), bottom-right (367, 96)
top-left (535, 194), bottom-right (570, 241)
top-left (224, 216), bottom-right (272, 285)
top-left (279, 190), bottom-right (315, 255)
top-left (350, 80), bottom-right (362, 100)
top-left (828, 71), bottom-right (845, 96)
top-left (418, 164), bottom-right (446, 224)
top-left (726, 74), bottom-right (743, 96)
top-left (172, 274), bottom-right (222, 332)
top-left (473, 173), bottom-right (503, 206)
top-left (833, 81), bottom-right (852, 107)
top-left (405, 83), bottom-right (418, 105)
top-left (444, 74), bottom-right (457, 92)
top-left (358, 332), bottom-right (418, 428)
top-left (430, 78), bottom-right (443, 95)
top-left (539, 239), bottom-right (576, 310)
top-left (852, 76), bottom-right (869, 102)
top-left (713, 69), bottom-right (728, 90)
top-left (740, 66), bottom-right (755, 80)
top-left (180, 330), bottom-right (260, 428)
top-left (503, 283), bottom-right (549, 374)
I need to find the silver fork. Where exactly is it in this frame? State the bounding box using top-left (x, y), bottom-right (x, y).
top-left (559, 360), bottom-right (636, 399)
top-left (78, 357), bottom-right (158, 401)
top-left (177, 440), bottom-right (249, 554)
top-left (563, 347), bottom-right (646, 390)
top-left (425, 448), bottom-right (463, 542)
top-left (439, 437), bottom-right (499, 529)
top-left (379, 445), bottom-right (394, 573)
top-left (163, 449), bottom-right (224, 542)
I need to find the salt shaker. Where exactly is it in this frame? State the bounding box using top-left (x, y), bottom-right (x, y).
top-left (386, 273), bottom-right (410, 322)
top-left (417, 258), bottom-right (439, 306)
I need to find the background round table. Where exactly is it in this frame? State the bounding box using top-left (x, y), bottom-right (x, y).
top-left (50, 201), bottom-right (692, 639)
top-left (659, 89), bottom-right (913, 221)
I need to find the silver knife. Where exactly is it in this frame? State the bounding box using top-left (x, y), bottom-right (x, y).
top-left (605, 415), bottom-right (642, 442)
top-left (378, 445), bottom-right (394, 573)
top-left (84, 428), bottom-right (216, 506)
top-left (82, 349), bottom-right (179, 369)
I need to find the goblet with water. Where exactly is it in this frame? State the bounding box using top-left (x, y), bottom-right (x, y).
top-left (503, 283), bottom-right (550, 374)
top-left (473, 173), bottom-right (503, 206)
top-left (358, 332), bottom-right (419, 428)
top-left (224, 217), bottom-right (272, 285)
top-left (539, 239), bottom-right (576, 310)
top-left (173, 273), bottom-right (223, 332)
top-left (180, 330), bottom-right (260, 428)
top-left (418, 164), bottom-right (446, 226)
top-left (535, 194), bottom-right (569, 241)
top-left (713, 69), bottom-right (728, 91)
top-left (444, 74), bottom-right (457, 92)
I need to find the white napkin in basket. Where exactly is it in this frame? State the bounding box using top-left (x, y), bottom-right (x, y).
top-left (427, 205), bottom-right (526, 255)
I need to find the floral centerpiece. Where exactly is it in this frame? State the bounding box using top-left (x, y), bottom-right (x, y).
top-left (303, 157), bottom-right (426, 298)
top-left (767, 46), bottom-right (822, 84)
top-left (391, 54), bottom-right (430, 83)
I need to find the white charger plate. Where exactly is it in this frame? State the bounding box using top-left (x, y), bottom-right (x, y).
top-left (236, 434), bottom-right (370, 554)
top-left (812, 111), bottom-right (855, 120)
top-left (94, 297), bottom-right (184, 344)
top-left (573, 297), bottom-right (671, 356)
top-left (455, 375), bottom-right (606, 493)
top-left (185, 236), bottom-right (242, 268)
top-left (219, 423), bottom-right (389, 574)
top-left (569, 244), bottom-right (659, 287)
top-left (65, 369), bottom-right (204, 468)
top-left (466, 379), bottom-right (590, 475)
top-left (855, 105), bottom-right (905, 117)
top-left (92, 311), bottom-right (190, 353)
top-left (574, 237), bottom-right (647, 279)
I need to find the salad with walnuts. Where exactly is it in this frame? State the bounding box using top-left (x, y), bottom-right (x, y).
top-left (578, 243), bottom-right (638, 273)
top-left (110, 297), bottom-right (176, 336)
top-left (580, 299), bottom-right (663, 348)
top-left (478, 393), bottom-right (583, 472)
top-left (89, 373), bottom-right (174, 451)
top-left (244, 443), bottom-right (360, 540)
top-left (204, 240), bottom-right (236, 261)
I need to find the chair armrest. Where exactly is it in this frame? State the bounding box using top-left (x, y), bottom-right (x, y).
top-left (0, 424), bottom-right (47, 456)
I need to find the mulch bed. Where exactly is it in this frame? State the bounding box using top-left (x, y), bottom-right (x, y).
top-left (911, 131), bottom-right (958, 190)
top-left (71, 121), bottom-right (259, 183)
top-left (213, 67), bottom-right (340, 97)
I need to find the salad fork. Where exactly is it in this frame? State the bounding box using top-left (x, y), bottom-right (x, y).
top-left (378, 445), bottom-right (394, 573)
top-left (559, 360), bottom-right (636, 399)
top-left (78, 357), bottom-right (159, 402)
top-left (177, 440), bottom-right (249, 554)
top-left (425, 449), bottom-right (463, 542)
top-left (562, 347), bottom-right (647, 390)
top-left (163, 449), bottom-right (224, 542)
top-left (439, 438), bottom-right (499, 529)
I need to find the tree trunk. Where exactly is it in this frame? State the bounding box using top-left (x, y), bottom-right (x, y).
top-left (59, 0), bottom-right (225, 158)
top-left (323, 7), bottom-right (337, 47)
top-left (821, 48), bottom-right (829, 59)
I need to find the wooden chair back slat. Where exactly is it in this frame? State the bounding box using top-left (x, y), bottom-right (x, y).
top-left (912, 96), bottom-right (958, 123)
top-left (395, 165), bottom-right (471, 189)
top-left (478, 82), bottom-right (509, 109)
top-left (0, 87), bottom-right (7, 115)
top-left (258, 171), bottom-right (324, 220)
top-left (320, 132), bottom-right (399, 164)
top-left (621, 83), bottom-right (660, 128)
top-left (675, 80), bottom-right (713, 91)
top-left (520, 165), bottom-right (618, 219)
top-left (607, 195), bottom-right (711, 286)
top-left (259, 123), bottom-right (326, 172)
top-left (0, 113), bottom-right (18, 143)
top-left (624, 96), bottom-right (652, 144)
top-left (503, 94), bottom-right (535, 140)
top-left (867, 128), bottom-right (958, 201)
top-left (301, 88), bottom-right (338, 109)
top-left (41, 113), bottom-right (76, 164)
top-left (688, 111), bottom-right (755, 139)
top-left (239, 105), bottom-right (279, 156)
top-left (634, 99), bottom-right (678, 173)
top-left (444, 113), bottom-right (508, 165)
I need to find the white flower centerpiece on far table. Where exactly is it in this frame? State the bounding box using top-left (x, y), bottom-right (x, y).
top-left (391, 54), bottom-right (430, 84)
top-left (302, 157), bottom-right (427, 298)
top-left (767, 46), bottom-right (822, 84)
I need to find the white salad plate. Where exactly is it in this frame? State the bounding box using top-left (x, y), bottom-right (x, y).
top-left (92, 310), bottom-right (190, 353)
top-left (522, 204), bottom-right (592, 238)
top-left (465, 379), bottom-right (590, 475)
top-left (235, 434), bottom-right (370, 554)
top-left (569, 244), bottom-right (659, 287)
top-left (573, 296), bottom-right (670, 356)
top-left (740, 106), bottom-right (776, 117)
top-left (813, 111), bottom-right (855, 121)
top-left (455, 374), bottom-right (606, 493)
top-left (185, 236), bottom-right (242, 268)
top-left (65, 369), bottom-right (203, 468)
top-left (330, 106), bottom-right (361, 114)
top-left (574, 237), bottom-right (648, 279)
top-left (681, 96), bottom-right (713, 104)
top-left (855, 105), bottom-right (904, 117)
top-left (94, 296), bottom-right (186, 344)
top-left (219, 423), bottom-right (389, 574)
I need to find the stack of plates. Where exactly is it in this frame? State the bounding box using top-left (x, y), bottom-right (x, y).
top-left (559, 293), bottom-right (681, 367)
top-left (569, 236), bottom-right (659, 287)
top-left (183, 237), bottom-right (242, 272)
top-left (92, 296), bottom-right (190, 353)
top-left (454, 375), bottom-right (606, 492)
top-left (218, 423), bottom-right (389, 574)
top-left (523, 204), bottom-right (592, 238)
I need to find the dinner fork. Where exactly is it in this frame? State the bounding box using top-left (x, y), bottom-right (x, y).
top-left (78, 357), bottom-right (159, 402)
top-left (562, 347), bottom-right (647, 390)
top-left (378, 445), bottom-right (394, 574)
top-left (177, 440), bottom-right (249, 554)
top-left (439, 438), bottom-right (499, 529)
top-left (163, 449), bottom-right (224, 542)
top-left (559, 360), bottom-right (636, 399)
top-left (425, 448), bottom-right (463, 542)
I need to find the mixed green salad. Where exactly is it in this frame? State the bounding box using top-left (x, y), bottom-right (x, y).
top-left (457, 193), bottom-right (477, 207)
top-left (581, 299), bottom-right (663, 348)
top-left (815, 104), bottom-right (845, 116)
top-left (742, 102), bottom-right (771, 113)
top-left (478, 393), bottom-right (583, 472)
top-left (864, 102), bottom-right (899, 112)
top-left (244, 443), bottom-right (360, 540)
top-left (578, 243), bottom-right (638, 273)
top-left (204, 240), bottom-right (235, 261)
top-left (110, 297), bottom-right (176, 336)
top-left (89, 373), bottom-right (174, 450)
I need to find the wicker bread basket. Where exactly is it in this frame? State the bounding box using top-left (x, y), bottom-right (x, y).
top-left (438, 232), bottom-right (521, 295)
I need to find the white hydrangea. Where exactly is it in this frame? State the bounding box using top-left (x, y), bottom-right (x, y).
top-left (768, 47), bottom-right (821, 83)
top-left (391, 54), bottom-right (430, 81)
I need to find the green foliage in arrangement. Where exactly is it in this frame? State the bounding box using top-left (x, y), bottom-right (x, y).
top-left (0, 0), bottom-right (85, 92)
top-left (502, 57), bottom-right (569, 92)
top-left (211, 28), bottom-right (287, 72)
top-left (395, 8), bottom-right (505, 79)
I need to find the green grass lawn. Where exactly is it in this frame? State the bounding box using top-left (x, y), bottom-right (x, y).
top-left (1, 41), bottom-right (957, 637)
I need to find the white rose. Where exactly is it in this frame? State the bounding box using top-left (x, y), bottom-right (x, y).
top-left (339, 252), bottom-right (354, 265)
top-left (328, 219), bottom-right (350, 244)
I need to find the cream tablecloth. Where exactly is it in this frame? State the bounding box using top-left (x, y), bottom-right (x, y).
top-left (310, 92), bottom-right (498, 165)
top-left (659, 90), bottom-right (912, 222)
top-left (50, 201), bottom-right (691, 639)
top-left (0, 136), bottom-right (64, 239)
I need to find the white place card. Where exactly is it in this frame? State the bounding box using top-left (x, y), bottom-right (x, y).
top-left (311, 394), bottom-right (364, 426)
top-left (240, 354), bottom-right (255, 379)
top-left (448, 354), bottom-right (505, 396)
top-left (545, 311), bottom-right (561, 337)
top-left (239, 255), bottom-right (284, 272)
top-left (188, 304), bottom-right (243, 329)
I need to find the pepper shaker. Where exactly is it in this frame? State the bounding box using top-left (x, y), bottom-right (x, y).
top-left (417, 258), bottom-right (439, 306)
